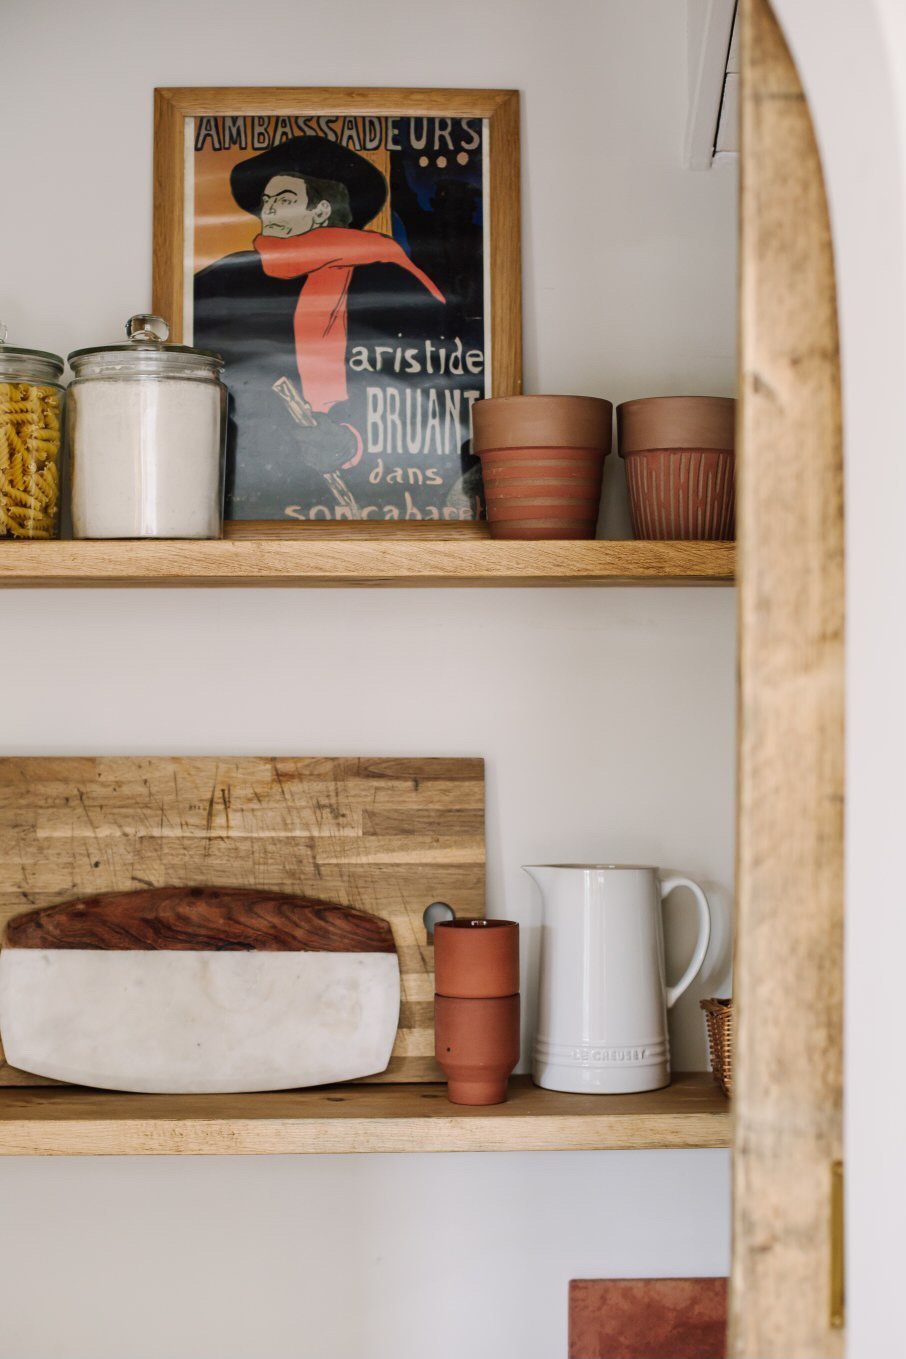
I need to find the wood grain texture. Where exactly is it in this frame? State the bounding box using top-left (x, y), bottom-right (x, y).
top-left (0, 1073), bottom-right (730, 1156)
top-left (155, 87), bottom-right (519, 118)
top-left (0, 539), bottom-right (735, 588)
top-left (4, 886), bottom-right (395, 953)
top-left (487, 89), bottom-right (522, 397)
top-left (0, 756), bottom-right (484, 1083)
top-left (732, 3), bottom-right (844, 1355)
top-left (152, 89), bottom-right (184, 356)
top-left (223, 519), bottom-right (491, 541)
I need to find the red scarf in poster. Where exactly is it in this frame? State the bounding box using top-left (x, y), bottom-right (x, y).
top-left (254, 227), bottom-right (445, 413)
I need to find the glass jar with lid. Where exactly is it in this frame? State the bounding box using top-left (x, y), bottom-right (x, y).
top-left (0, 326), bottom-right (64, 539)
top-left (67, 314), bottom-right (227, 539)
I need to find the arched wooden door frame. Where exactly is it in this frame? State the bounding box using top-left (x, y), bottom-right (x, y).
top-left (732, 1), bottom-right (845, 1354)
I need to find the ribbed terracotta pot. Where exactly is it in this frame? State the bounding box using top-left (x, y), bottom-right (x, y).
top-left (472, 395), bottom-right (613, 540)
top-left (434, 994), bottom-right (521, 1105)
top-left (617, 396), bottom-right (736, 540)
top-left (434, 919), bottom-right (519, 998)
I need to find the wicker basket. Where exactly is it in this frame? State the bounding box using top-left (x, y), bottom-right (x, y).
top-left (700, 997), bottom-right (733, 1098)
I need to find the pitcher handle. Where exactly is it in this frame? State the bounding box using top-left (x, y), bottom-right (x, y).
top-left (660, 876), bottom-right (711, 1008)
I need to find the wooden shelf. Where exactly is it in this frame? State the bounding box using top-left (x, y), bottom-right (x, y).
top-left (0, 539), bottom-right (735, 588)
top-left (0, 1074), bottom-right (729, 1156)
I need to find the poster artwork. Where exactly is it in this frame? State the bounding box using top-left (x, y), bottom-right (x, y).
top-left (189, 114), bottom-right (490, 524)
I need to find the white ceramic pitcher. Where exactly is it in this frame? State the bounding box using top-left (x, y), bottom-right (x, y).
top-left (524, 864), bottom-right (711, 1093)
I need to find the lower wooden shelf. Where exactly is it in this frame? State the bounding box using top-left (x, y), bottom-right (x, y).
top-left (0, 1073), bottom-right (729, 1156)
top-left (0, 538), bottom-right (735, 588)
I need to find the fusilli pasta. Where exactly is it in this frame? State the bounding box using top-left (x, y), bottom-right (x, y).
top-left (0, 382), bottom-right (61, 538)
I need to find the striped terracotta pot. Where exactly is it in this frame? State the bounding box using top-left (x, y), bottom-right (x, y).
top-left (472, 395), bottom-right (613, 540)
top-left (617, 396), bottom-right (736, 541)
top-left (624, 447), bottom-right (735, 540)
top-left (478, 446), bottom-right (607, 539)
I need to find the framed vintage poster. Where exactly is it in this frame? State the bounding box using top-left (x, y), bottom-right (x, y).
top-left (153, 88), bottom-right (521, 537)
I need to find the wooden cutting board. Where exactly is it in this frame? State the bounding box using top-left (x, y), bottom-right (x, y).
top-left (0, 756), bottom-right (485, 1084)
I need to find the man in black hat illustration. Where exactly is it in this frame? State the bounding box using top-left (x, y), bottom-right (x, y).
top-left (194, 134), bottom-right (445, 520)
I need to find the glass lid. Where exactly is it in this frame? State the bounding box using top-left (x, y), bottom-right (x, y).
top-left (0, 323), bottom-right (64, 384)
top-left (68, 315), bottom-right (223, 377)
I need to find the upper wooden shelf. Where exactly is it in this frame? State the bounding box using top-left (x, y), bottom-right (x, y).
top-left (0, 539), bottom-right (734, 588)
top-left (0, 1074), bottom-right (729, 1156)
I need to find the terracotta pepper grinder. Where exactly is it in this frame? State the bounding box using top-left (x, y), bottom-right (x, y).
top-left (425, 904), bottom-right (520, 1106)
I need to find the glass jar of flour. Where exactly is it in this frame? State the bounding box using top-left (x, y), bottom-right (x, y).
top-left (68, 315), bottom-right (226, 538)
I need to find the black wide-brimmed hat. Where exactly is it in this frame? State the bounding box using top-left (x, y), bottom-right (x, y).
top-left (230, 135), bottom-right (387, 227)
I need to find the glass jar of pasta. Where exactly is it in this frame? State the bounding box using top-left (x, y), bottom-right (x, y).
top-left (68, 314), bottom-right (226, 539)
top-left (0, 328), bottom-right (64, 539)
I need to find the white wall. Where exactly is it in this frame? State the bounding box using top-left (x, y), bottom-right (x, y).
top-left (0, 3), bottom-right (737, 1356)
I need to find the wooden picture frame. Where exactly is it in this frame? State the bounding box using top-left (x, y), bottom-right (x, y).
top-left (153, 87), bottom-right (522, 539)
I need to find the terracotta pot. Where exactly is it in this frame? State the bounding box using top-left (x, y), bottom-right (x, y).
top-left (617, 396), bottom-right (736, 540)
top-left (472, 395), bottom-right (613, 541)
top-left (434, 994), bottom-right (520, 1105)
top-left (434, 919), bottom-right (519, 998)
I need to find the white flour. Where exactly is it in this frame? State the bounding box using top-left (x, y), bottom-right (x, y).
top-left (69, 378), bottom-right (224, 538)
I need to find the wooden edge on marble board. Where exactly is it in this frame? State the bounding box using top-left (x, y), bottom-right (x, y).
top-left (4, 886), bottom-right (396, 953)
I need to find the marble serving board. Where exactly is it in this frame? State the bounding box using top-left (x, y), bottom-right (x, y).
top-left (0, 887), bottom-right (401, 1094)
top-left (0, 756), bottom-right (486, 1085)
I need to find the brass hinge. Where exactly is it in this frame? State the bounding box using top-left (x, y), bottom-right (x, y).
top-left (830, 1159), bottom-right (845, 1329)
